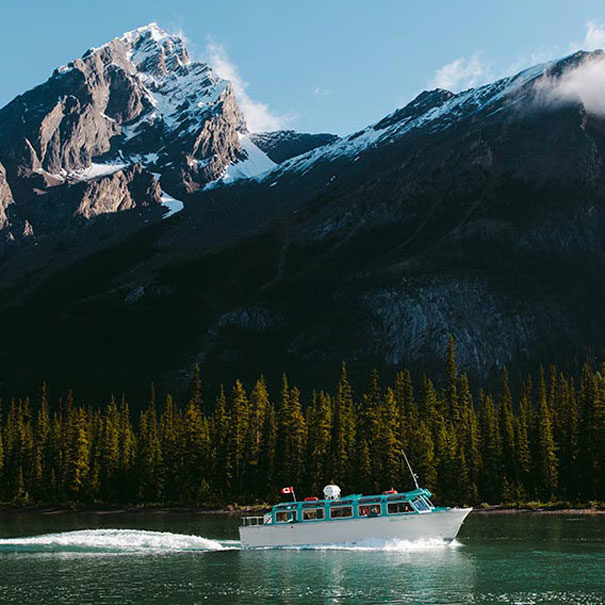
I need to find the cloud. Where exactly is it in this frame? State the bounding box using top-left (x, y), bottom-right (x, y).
top-left (534, 52), bottom-right (605, 117)
top-left (205, 42), bottom-right (292, 132)
top-left (570, 20), bottom-right (605, 51)
top-left (312, 87), bottom-right (331, 97)
top-left (430, 53), bottom-right (490, 91)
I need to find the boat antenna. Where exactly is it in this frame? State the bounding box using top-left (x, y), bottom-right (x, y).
top-left (401, 449), bottom-right (420, 490)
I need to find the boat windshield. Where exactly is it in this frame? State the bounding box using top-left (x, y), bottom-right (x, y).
top-left (412, 496), bottom-right (431, 512)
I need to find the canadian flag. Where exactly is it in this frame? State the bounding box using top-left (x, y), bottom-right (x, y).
top-left (281, 486), bottom-right (294, 494)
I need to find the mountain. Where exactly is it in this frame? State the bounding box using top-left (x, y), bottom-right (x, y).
top-left (2, 28), bottom-right (605, 400)
top-left (0, 23), bottom-right (281, 248)
top-left (0, 24), bottom-right (336, 304)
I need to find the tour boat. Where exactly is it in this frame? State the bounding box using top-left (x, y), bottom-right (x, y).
top-left (239, 483), bottom-right (472, 548)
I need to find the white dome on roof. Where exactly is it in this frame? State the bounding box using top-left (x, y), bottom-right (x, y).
top-left (323, 484), bottom-right (341, 500)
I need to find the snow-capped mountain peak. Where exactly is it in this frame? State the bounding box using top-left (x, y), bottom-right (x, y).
top-left (0, 23), bottom-right (272, 195)
top-left (261, 53), bottom-right (601, 182)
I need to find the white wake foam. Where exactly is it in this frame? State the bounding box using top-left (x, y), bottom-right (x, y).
top-left (0, 529), bottom-right (229, 554)
top-left (0, 531), bottom-right (460, 555)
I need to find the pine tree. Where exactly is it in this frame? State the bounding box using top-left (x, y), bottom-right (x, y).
top-left (330, 364), bottom-right (356, 488)
top-left (246, 376), bottom-right (271, 499)
top-left (435, 419), bottom-right (460, 502)
top-left (277, 377), bottom-right (307, 489)
top-left (307, 391), bottom-right (333, 494)
top-left (259, 400), bottom-right (277, 500)
top-left (445, 335), bottom-right (461, 424)
top-left (370, 387), bottom-right (402, 491)
top-left (407, 420), bottom-right (436, 491)
top-left (478, 391), bottom-right (502, 503)
top-left (136, 407), bottom-right (163, 502)
top-left (228, 379), bottom-right (250, 499)
top-left (393, 369), bottom-right (414, 428)
top-left (191, 364), bottom-right (204, 412)
top-left (65, 408), bottom-right (90, 499)
top-left (212, 386), bottom-right (231, 499)
top-left (183, 399), bottom-right (210, 503)
top-left (118, 395), bottom-right (136, 501)
top-left (160, 393), bottom-right (182, 501)
top-left (536, 367), bottom-right (558, 500)
top-left (32, 383), bottom-right (51, 501)
top-left (498, 368), bottom-right (517, 499)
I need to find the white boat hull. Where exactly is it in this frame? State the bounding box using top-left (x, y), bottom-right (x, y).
top-left (238, 507), bottom-right (472, 548)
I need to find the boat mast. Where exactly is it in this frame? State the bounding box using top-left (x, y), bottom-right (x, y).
top-left (401, 449), bottom-right (420, 490)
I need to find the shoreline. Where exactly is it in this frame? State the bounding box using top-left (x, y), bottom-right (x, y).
top-left (0, 504), bottom-right (603, 516)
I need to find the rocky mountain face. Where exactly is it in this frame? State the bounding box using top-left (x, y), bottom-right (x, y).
top-left (0, 23), bottom-right (283, 250)
top-left (0, 162), bottom-right (15, 231)
top-left (2, 35), bottom-right (605, 401)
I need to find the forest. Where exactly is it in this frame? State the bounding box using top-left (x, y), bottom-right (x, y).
top-left (0, 338), bottom-right (604, 508)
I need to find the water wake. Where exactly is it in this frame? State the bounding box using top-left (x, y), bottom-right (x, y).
top-left (0, 530), bottom-right (459, 555)
top-left (0, 529), bottom-right (230, 555)
top-left (258, 538), bottom-right (461, 552)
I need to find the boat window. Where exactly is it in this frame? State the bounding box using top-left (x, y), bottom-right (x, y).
top-left (330, 506), bottom-right (353, 519)
top-left (387, 501), bottom-right (414, 515)
top-left (358, 503), bottom-right (382, 517)
top-left (275, 510), bottom-right (297, 523)
top-left (412, 496), bottom-right (431, 512)
top-left (302, 507), bottom-right (325, 521)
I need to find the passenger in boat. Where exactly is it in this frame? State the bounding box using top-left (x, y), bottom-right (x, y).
top-left (369, 505), bottom-right (380, 516)
top-left (360, 506), bottom-right (369, 516)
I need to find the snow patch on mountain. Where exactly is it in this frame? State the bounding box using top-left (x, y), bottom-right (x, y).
top-left (66, 163), bottom-right (129, 181)
top-left (206, 134), bottom-right (276, 188)
top-left (160, 190), bottom-right (184, 219)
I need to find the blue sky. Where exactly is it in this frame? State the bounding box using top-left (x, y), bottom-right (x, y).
top-left (2, 0), bottom-right (605, 135)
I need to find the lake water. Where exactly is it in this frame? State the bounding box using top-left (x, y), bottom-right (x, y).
top-left (0, 511), bottom-right (603, 604)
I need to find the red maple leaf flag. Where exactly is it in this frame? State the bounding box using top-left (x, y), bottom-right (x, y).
top-left (281, 486), bottom-right (293, 494)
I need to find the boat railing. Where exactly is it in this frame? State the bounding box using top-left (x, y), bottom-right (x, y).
top-left (240, 515), bottom-right (265, 527)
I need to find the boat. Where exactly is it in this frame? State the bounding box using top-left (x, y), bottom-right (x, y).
top-left (239, 484), bottom-right (471, 548)
top-left (239, 448), bottom-right (472, 548)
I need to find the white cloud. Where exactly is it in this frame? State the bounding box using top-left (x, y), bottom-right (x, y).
top-left (312, 87), bottom-right (331, 97)
top-left (535, 52), bottom-right (605, 117)
top-left (570, 20), bottom-right (605, 51)
top-left (430, 53), bottom-right (490, 91)
top-left (205, 42), bottom-right (292, 132)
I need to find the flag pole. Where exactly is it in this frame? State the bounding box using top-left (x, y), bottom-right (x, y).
top-left (291, 488), bottom-right (296, 502)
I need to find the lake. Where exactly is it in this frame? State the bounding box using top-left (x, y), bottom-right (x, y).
top-left (0, 511), bottom-right (603, 604)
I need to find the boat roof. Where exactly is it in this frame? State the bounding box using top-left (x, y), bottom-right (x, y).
top-left (273, 487), bottom-right (432, 509)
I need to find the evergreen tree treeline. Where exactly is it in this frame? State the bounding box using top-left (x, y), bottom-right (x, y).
top-left (1, 341), bottom-right (604, 507)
